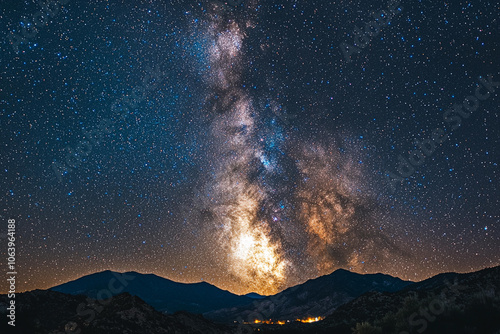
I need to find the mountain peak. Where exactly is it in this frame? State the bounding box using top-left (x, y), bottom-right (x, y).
top-left (205, 269), bottom-right (413, 323)
top-left (245, 292), bottom-right (266, 299)
top-left (331, 268), bottom-right (352, 274)
top-left (49, 270), bottom-right (253, 314)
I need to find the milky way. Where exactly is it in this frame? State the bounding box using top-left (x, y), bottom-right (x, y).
top-left (196, 13), bottom-right (288, 294)
top-left (188, 4), bottom-right (407, 294)
top-left (2, 0), bottom-right (498, 296)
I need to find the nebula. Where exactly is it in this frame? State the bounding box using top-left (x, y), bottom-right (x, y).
top-left (195, 15), bottom-right (289, 294)
top-left (187, 6), bottom-right (406, 295)
top-left (292, 141), bottom-right (383, 274)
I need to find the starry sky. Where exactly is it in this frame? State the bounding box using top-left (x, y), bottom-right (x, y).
top-left (1, 0), bottom-right (499, 296)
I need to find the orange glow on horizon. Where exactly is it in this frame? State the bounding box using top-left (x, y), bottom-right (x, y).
top-left (249, 316), bottom-right (323, 325)
top-left (297, 316), bottom-right (323, 323)
top-left (252, 319), bottom-right (286, 325)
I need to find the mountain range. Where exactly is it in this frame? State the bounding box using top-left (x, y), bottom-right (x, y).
top-left (0, 289), bottom-right (232, 334)
top-left (49, 268), bottom-right (413, 322)
top-left (204, 268), bottom-right (413, 322)
top-left (260, 265), bottom-right (500, 334)
top-left (50, 270), bottom-right (255, 314)
top-left (1, 266), bottom-right (499, 333)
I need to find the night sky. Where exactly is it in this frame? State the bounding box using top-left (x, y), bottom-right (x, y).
top-left (1, 0), bottom-right (499, 296)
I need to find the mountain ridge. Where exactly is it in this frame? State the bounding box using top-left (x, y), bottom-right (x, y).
top-left (50, 269), bottom-right (254, 314)
top-left (2, 265), bottom-right (498, 333)
top-left (204, 268), bottom-right (413, 323)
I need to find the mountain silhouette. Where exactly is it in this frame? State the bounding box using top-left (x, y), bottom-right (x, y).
top-left (257, 265), bottom-right (500, 334)
top-left (204, 268), bottom-right (413, 323)
top-left (2, 266), bottom-right (499, 333)
top-left (50, 270), bottom-right (253, 314)
top-left (0, 289), bottom-right (232, 334)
